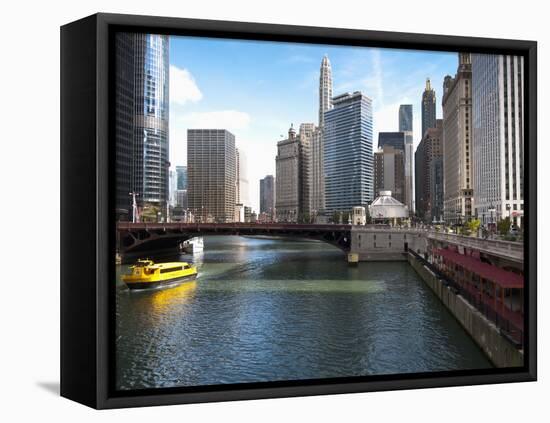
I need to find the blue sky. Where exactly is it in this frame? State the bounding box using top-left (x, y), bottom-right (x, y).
top-left (168, 35), bottom-right (458, 212)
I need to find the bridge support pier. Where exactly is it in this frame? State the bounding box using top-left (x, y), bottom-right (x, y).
top-left (347, 253), bottom-right (359, 265)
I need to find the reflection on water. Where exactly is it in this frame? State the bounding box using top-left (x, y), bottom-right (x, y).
top-left (116, 236), bottom-right (492, 390)
top-left (147, 281), bottom-right (197, 310)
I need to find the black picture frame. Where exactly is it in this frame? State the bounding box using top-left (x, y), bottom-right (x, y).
top-left (60, 12), bottom-right (537, 409)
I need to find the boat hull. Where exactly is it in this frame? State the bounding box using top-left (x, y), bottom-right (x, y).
top-left (124, 273), bottom-right (197, 290)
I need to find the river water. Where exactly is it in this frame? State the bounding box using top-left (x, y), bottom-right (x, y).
top-left (115, 236), bottom-right (491, 390)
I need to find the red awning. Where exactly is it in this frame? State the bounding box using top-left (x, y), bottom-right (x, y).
top-left (433, 248), bottom-right (524, 289)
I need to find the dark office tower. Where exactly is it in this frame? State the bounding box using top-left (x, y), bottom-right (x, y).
top-left (114, 33), bottom-right (169, 220)
top-left (187, 129), bottom-right (237, 223)
top-left (414, 120), bottom-right (443, 222)
top-left (399, 104), bottom-right (413, 132)
top-left (429, 156), bottom-right (444, 223)
top-left (421, 78), bottom-right (436, 137)
top-left (260, 175), bottom-right (275, 219)
top-left (378, 132), bottom-right (405, 151)
top-left (115, 33), bottom-right (136, 219)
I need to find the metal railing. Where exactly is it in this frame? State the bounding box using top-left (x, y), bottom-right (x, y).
top-left (427, 231), bottom-right (524, 261)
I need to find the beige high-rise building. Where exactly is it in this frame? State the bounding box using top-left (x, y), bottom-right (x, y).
top-left (374, 145), bottom-right (405, 204)
top-left (299, 123), bottom-right (314, 218)
top-left (310, 55), bottom-right (334, 218)
top-left (187, 129), bottom-right (236, 223)
top-left (310, 128), bottom-right (324, 217)
top-left (275, 124), bottom-right (312, 222)
top-left (442, 53), bottom-right (473, 225)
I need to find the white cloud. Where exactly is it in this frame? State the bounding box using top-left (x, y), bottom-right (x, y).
top-left (364, 49), bottom-right (384, 104)
top-left (169, 65), bottom-right (202, 105)
top-left (283, 54), bottom-right (315, 64)
top-left (179, 110), bottom-right (251, 132)
top-left (373, 101), bottom-right (401, 141)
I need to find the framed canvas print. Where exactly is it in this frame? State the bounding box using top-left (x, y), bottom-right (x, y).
top-left (60, 13), bottom-right (537, 409)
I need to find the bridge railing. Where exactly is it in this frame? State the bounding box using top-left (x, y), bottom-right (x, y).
top-left (427, 231), bottom-right (524, 260)
top-left (116, 222), bottom-right (353, 231)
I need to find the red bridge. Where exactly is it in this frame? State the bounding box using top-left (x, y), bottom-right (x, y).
top-left (117, 222), bottom-right (352, 255)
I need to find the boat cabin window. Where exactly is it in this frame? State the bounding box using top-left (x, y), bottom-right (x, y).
top-left (160, 266), bottom-right (183, 274)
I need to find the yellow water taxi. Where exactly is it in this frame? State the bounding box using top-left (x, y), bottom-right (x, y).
top-left (122, 259), bottom-right (198, 290)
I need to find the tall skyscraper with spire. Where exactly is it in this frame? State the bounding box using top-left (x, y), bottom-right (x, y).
top-left (311, 55), bottom-right (334, 218)
top-left (421, 78), bottom-right (437, 137)
top-left (319, 55), bottom-right (333, 127)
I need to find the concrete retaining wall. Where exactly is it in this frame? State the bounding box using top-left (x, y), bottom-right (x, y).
top-left (408, 253), bottom-right (523, 368)
top-left (350, 228), bottom-right (429, 261)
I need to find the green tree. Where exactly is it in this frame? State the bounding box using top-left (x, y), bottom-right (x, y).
top-left (365, 208), bottom-right (372, 224)
top-left (140, 203), bottom-right (161, 222)
top-left (465, 218), bottom-right (481, 236)
top-left (342, 211), bottom-right (351, 224)
top-left (299, 212), bottom-right (312, 224)
top-left (497, 217), bottom-right (511, 235)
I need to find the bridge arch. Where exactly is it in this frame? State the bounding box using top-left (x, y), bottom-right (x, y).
top-left (117, 222), bottom-right (352, 256)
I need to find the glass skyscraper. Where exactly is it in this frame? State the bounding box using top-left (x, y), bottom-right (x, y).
top-left (378, 132), bottom-right (405, 151)
top-left (398, 104), bottom-right (413, 132)
top-left (324, 92), bottom-right (374, 214)
top-left (115, 33), bottom-right (169, 219)
top-left (398, 104), bottom-right (415, 214)
top-left (135, 34), bottom-right (170, 206)
top-left (176, 165), bottom-right (187, 190)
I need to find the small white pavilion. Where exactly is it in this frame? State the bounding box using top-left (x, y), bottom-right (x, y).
top-left (369, 190), bottom-right (409, 225)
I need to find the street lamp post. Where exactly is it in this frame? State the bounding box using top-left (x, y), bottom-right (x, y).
top-left (129, 191), bottom-right (140, 223)
top-left (488, 203), bottom-right (496, 238)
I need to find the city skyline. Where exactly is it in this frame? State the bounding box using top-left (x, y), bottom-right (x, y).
top-left (168, 36), bottom-right (456, 211)
top-left (114, 33), bottom-right (524, 229)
